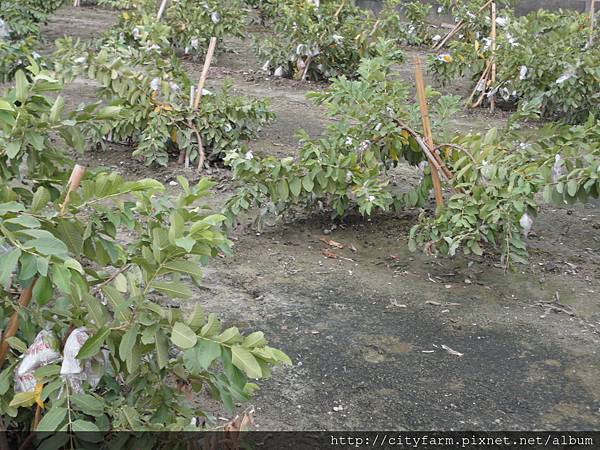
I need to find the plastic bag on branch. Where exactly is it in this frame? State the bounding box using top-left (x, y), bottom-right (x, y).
top-left (60, 327), bottom-right (108, 394)
top-left (14, 330), bottom-right (61, 393)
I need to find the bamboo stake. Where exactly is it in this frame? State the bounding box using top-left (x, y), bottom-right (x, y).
top-left (193, 37), bottom-right (217, 109)
top-left (467, 59), bottom-right (492, 106)
top-left (0, 165), bottom-right (86, 368)
top-left (590, 0), bottom-right (596, 46)
top-left (301, 56), bottom-right (312, 82)
top-left (334, 0), bottom-right (347, 18)
top-left (414, 57), bottom-right (444, 209)
top-left (434, 0), bottom-right (492, 50)
top-left (190, 37), bottom-right (217, 171)
top-left (490, 1), bottom-right (497, 113)
top-left (156, 0), bottom-right (169, 21)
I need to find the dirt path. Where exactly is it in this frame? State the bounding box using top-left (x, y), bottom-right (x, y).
top-left (40, 5), bottom-right (600, 430)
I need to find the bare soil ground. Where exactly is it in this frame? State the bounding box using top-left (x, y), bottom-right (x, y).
top-left (39, 5), bottom-right (600, 431)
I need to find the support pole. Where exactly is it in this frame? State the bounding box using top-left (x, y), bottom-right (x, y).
top-left (590, 0), bottom-right (596, 46)
top-left (490, 1), bottom-right (497, 113)
top-left (191, 37), bottom-right (217, 172)
top-left (193, 37), bottom-right (217, 109)
top-left (414, 57), bottom-right (444, 210)
top-left (156, 0), bottom-right (169, 21)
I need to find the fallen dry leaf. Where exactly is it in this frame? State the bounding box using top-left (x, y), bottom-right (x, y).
top-left (320, 237), bottom-right (345, 249)
top-left (441, 344), bottom-right (463, 357)
top-left (322, 249), bottom-right (339, 259)
top-left (425, 300), bottom-right (442, 306)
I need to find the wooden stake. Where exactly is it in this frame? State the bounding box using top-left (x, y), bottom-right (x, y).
top-left (156, 0), bottom-right (169, 21)
top-left (434, 0), bottom-right (492, 50)
top-left (414, 57), bottom-right (444, 209)
top-left (190, 38), bottom-right (217, 171)
top-left (467, 59), bottom-right (492, 106)
top-left (490, 1), bottom-right (497, 113)
top-left (590, 0), bottom-right (596, 46)
top-left (0, 283), bottom-right (36, 367)
top-left (301, 56), bottom-right (312, 82)
top-left (0, 165), bottom-right (86, 369)
top-left (193, 37), bottom-right (217, 109)
top-left (334, 0), bottom-right (347, 18)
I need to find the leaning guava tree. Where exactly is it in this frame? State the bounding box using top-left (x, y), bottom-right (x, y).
top-left (223, 53), bottom-right (600, 268)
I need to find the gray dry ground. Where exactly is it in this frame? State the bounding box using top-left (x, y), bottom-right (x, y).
top-left (37, 5), bottom-right (600, 431)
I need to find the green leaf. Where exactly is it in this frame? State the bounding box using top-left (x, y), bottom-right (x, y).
top-left (34, 364), bottom-right (61, 379)
top-left (483, 127), bottom-right (497, 145)
top-left (183, 339), bottom-right (221, 373)
top-left (5, 141), bottom-right (21, 159)
top-left (101, 286), bottom-right (131, 323)
top-left (70, 394), bottom-right (105, 416)
top-left (71, 419), bottom-right (100, 432)
top-left (49, 96), bottom-right (65, 122)
top-left (119, 325), bottom-right (138, 361)
top-left (120, 406), bottom-right (140, 430)
top-left (36, 407), bottom-right (67, 432)
top-left (83, 293), bottom-right (108, 327)
top-left (77, 327), bottom-right (110, 360)
top-left (168, 212), bottom-right (184, 244)
top-left (0, 248), bottom-right (20, 289)
top-left (171, 322), bottom-right (197, 349)
top-left (162, 260), bottom-right (203, 278)
top-left (51, 264), bottom-right (71, 294)
top-left (0, 365), bottom-right (14, 395)
top-left (5, 216), bottom-right (41, 228)
top-left (270, 347), bottom-right (292, 365)
top-left (231, 345), bottom-right (262, 379)
top-left (9, 391), bottom-right (36, 408)
top-left (186, 304), bottom-right (205, 330)
top-left (31, 187), bottom-right (50, 213)
top-left (567, 180), bottom-right (578, 197)
top-left (95, 106), bottom-right (122, 120)
top-left (64, 258), bottom-right (84, 274)
top-left (26, 237), bottom-right (69, 257)
top-left (175, 236), bottom-right (195, 252)
top-left (0, 202), bottom-right (24, 215)
top-left (200, 313), bottom-right (220, 337)
top-left (32, 276), bottom-right (52, 304)
top-left (155, 329), bottom-right (169, 369)
top-left (0, 99), bottom-right (14, 111)
top-left (217, 327), bottom-right (241, 344)
top-left (37, 433), bottom-right (70, 450)
top-left (6, 336), bottom-right (27, 353)
top-left (242, 331), bottom-right (267, 349)
top-left (15, 71), bottom-right (29, 102)
top-left (276, 179), bottom-right (289, 202)
top-left (151, 281), bottom-right (192, 299)
top-left (55, 220), bottom-right (84, 255)
top-left (125, 342), bottom-right (140, 374)
top-left (289, 177), bottom-right (302, 197)
top-left (302, 175), bottom-right (314, 192)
